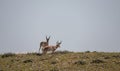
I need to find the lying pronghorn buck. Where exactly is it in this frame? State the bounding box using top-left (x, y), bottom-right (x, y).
top-left (39, 36), bottom-right (50, 53)
top-left (42, 41), bottom-right (62, 54)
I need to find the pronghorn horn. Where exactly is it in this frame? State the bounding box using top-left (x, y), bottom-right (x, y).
top-left (56, 41), bottom-right (59, 44)
top-left (46, 36), bottom-right (48, 39)
top-left (48, 36), bottom-right (50, 39)
top-left (46, 36), bottom-right (50, 39)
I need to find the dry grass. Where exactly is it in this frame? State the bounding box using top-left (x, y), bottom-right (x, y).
top-left (0, 51), bottom-right (120, 71)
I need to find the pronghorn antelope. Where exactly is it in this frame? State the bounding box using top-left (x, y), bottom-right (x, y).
top-left (39, 36), bottom-right (50, 53)
top-left (42, 41), bottom-right (62, 54)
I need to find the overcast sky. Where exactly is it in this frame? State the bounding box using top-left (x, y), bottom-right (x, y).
top-left (0, 0), bottom-right (120, 53)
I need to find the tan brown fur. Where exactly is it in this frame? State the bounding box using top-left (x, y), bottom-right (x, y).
top-left (42, 41), bottom-right (62, 54)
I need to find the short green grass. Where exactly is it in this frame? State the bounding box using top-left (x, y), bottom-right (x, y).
top-left (0, 51), bottom-right (120, 71)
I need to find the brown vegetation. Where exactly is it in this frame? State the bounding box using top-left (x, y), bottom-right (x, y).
top-left (0, 51), bottom-right (120, 71)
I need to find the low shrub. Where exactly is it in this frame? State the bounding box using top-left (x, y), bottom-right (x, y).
top-left (104, 56), bottom-right (110, 59)
top-left (74, 60), bottom-right (86, 65)
top-left (0, 69), bottom-right (3, 71)
top-left (23, 59), bottom-right (33, 63)
top-left (93, 51), bottom-right (97, 53)
top-left (85, 51), bottom-right (90, 53)
top-left (1, 53), bottom-right (15, 58)
top-left (112, 55), bottom-right (120, 58)
top-left (27, 52), bottom-right (42, 56)
top-left (50, 67), bottom-right (59, 71)
top-left (91, 59), bottom-right (104, 63)
top-left (55, 50), bottom-right (72, 54)
top-left (51, 61), bottom-right (57, 64)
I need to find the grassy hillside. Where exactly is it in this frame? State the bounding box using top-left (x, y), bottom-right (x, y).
top-left (0, 51), bottom-right (120, 71)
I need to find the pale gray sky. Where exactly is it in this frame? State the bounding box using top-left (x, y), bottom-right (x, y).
top-left (0, 0), bottom-right (120, 53)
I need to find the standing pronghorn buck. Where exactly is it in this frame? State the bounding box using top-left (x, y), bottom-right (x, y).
top-left (39, 36), bottom-right (50, 53)
top-left (42, 41), bottom-right (62, 54)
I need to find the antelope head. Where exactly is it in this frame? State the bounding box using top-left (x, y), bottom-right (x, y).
top-left (56, 41), bottom-right (62, 48)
